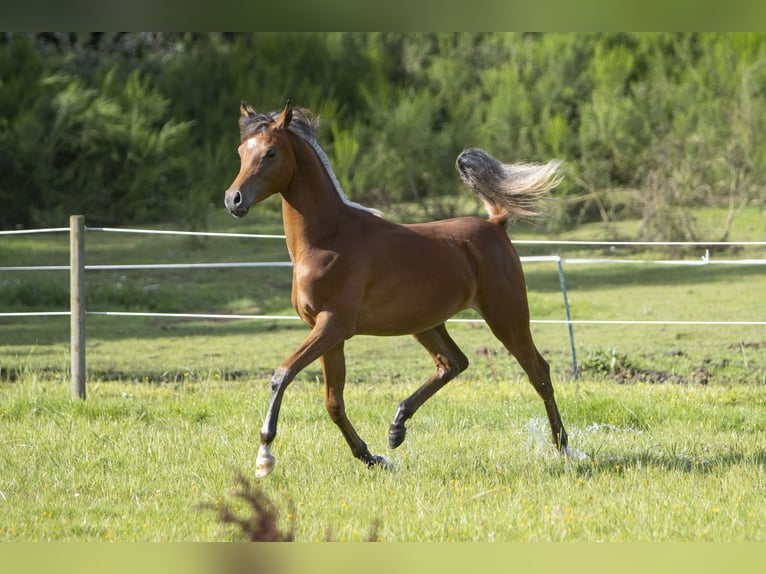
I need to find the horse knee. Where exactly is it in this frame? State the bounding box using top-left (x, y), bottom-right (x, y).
top-left (270, 367), bottom-right (291, 392)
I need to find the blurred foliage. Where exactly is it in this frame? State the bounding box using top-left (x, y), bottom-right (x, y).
top-left (1, 32), bottom-right (765, 239)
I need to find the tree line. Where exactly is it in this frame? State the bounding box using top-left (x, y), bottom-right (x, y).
top-left (1, 32), bottom-right (764, 241)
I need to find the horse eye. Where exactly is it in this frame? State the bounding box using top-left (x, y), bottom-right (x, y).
top-left (265, 148), bottom-right (277, 159)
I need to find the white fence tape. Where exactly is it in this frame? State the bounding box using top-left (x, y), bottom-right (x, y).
top-left (3, 222), bottom-right (765, 392)
top-left (0, 227), bottom-right (69, 236)
top-left (4, 255), bottom-right (765, 273)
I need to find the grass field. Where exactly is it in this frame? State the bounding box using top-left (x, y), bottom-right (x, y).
top-left (1, 207), bottom-right (765, 541)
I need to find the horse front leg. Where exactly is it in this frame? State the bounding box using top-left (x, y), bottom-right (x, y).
top-left (321, 342), bottom-right (391, 469)
top-left (255, 366), bottom-right (292, 477)
top-left (255, 313), bottom-right (347, 478)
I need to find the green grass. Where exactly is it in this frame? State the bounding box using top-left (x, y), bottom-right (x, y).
top-left (1, 206), bottom-right (765, 541)
top-left (1, 372), bottom-right (765, 541)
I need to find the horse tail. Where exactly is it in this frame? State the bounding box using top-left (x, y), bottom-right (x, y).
top-left (455, 148), bottom-right (562, 224)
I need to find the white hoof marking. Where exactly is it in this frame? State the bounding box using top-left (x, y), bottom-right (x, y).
top-left (255, 445), bottom-right (276, 478)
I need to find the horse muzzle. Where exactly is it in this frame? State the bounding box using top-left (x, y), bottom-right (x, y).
top-left (224, 188), bottom-right (250, 217)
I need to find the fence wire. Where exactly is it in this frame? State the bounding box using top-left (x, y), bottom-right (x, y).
top-left (3, 225), bottom-right (764, 328)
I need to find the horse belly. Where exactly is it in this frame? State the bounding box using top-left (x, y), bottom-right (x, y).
top-left (355, 264), bottom-right (475, 336)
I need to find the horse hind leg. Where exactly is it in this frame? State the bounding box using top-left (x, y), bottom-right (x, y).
top-left (481, 307), bottom-right (568, 451)
top-left (522, 348), bottom-right (568, 451)
top-left (389, 324), bottom-right (469, 449)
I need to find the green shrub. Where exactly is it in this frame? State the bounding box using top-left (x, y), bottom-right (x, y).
top-left (2, 33), bottom-right (765, 237)
top-left (580, 348), bottom-right (637, 376)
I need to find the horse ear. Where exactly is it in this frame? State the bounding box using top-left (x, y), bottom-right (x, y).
top-left (240, 101), bottom-right (256, 118)
top-left (276, 99), bottom-right (293, 130)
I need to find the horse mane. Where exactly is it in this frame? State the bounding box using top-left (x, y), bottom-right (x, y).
top-left (240, 108), bottom-right (382, 217)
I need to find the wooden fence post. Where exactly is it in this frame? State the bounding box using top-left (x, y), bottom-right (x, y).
top-left (70, 215), bottom-right (86, 399)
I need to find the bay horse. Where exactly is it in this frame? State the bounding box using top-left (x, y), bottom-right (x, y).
top-left (224, 100), bottom-right (568, 477)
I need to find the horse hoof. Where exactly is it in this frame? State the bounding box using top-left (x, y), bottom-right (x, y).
top-left (368, 454), bottom-right (394, 471)
top-left (255, 455), bottom-right (275, 478)
top-left (388, 425), bottom-right (406, 449)
top-left (255, 445), bottom-right (276, 478)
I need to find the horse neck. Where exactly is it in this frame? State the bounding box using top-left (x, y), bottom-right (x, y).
top-left (280, 135), bottom-right (353, 258)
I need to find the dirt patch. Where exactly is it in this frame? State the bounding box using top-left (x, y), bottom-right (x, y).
top-left (729, 342), bottom-right (764, 350)
top-left (612, 366), bottom-right (710, 385)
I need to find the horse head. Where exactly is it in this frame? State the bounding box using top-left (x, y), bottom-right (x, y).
top-left (224, 100), bottom-right (297, 217)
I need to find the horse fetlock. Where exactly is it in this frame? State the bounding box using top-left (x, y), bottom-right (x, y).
top-left (255, 444), bottom-right (276, 478)
top-left (555, 428), bottom-right (569, 451)
top-left (366, 454), bottom-right (394, 471)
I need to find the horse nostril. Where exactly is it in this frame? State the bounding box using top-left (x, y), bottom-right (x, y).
top-left (232, 190), bottom-right (242, 206)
